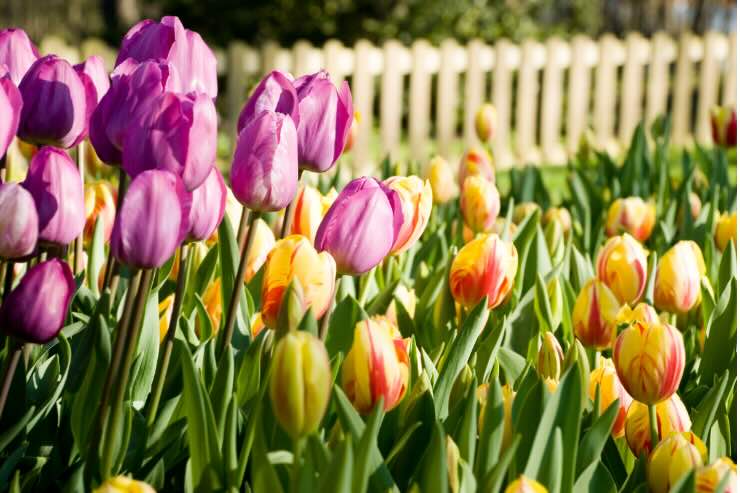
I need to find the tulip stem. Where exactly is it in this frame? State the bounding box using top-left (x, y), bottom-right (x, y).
top-left (648, 403), bottom-right (659, 449)
top-left (292, 436), bottom-right (306, 492)
top-left (280, 170), bottom-right (304, 239)
top-left (146, 245), bottom-right (191, 426)
top-left (102, 170), bottom-right (129, 292)
top-left (0, 339), bottom-right (22, 421)
top-left (220, 210), bottom-right (260, 357)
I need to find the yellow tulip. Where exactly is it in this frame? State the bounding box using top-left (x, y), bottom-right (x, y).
top-left (458, 146), bottom-right (494, 188)
top-left (384, 175), bottom-right (433, 254)
top-left (512, 202), bottom-right (541, 225)
top-left (696, 457), bottom-right (737, 493)
top-left (596, 233), bottom-right (648, 305)
top-left (385, 284), bottom-right (417, 325)
top-left (715, 211), bottom-right (737, 252)
top-left (93, 475), bottom-right (156, 493)
top-left (158, 294), bottom-right (175, 343)
top-left (427, 155), bottom-right (458, 204)
top-left (572, 279), bottom-right (621, 350)
top-left (288, 184), bottom-right (337, 243)
top-left (624, 394), bottom-right (691, 457)
top-left (537, 331), bottom-right (564, 381)
top-left (616, 302), bottom-right (660, 326)
top-left (460, 175), bottom-right (500, 233)
top-left (343, 111), bottom-right (361, 153)
top-left (504, 475), bottom-right (548, 493)
top-left (588, 357), bottom-right (634, 437)
top-left (84, 181), bottom-right (116, 245)
top-left (196, 278), bottom-right (222, 337)
top-left (542, 207), bottom-right (572, 238)
top-left (605, 197), bottom-right (656, 242)
top-left (653, 240), bottom-right (706, 313)
top-left (647, 432), bottom-right (707, 493)
top-left (475, 103), bottom-right (496, 143)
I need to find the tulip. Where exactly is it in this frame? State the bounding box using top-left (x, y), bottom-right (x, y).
top-left (427, 155), bottom-right (458, 204)
top-left (677, 192), bottom-right (702, 224)
top-left (512, 202), bottom-right (540, 224)
top-left (653, 240), bottom-right (706, 313)
top-left (343, 111), bottom-right (360, 153)
top-left (242, 218), bottom-right (276, 282)
top-left (648, 432), bottom-right (707, 493)
top-left (710, 106), bottom-right (737, 147)
top-left (588, 357), bottom-right (634, 437)
top-left (231, 110), bottom-right (298, 211)
top-left (449, 233), bottom-right (518, 310)
top-left (286, 184), bottom-right (337, 243)
top-left (293, 70), bottom-right (353, 172)
top-left (458, 146), bottom-right (494, 188)
top-left (342, 316), bottom-right (409, 413)
top-left (572, 279), bottom-right (621, 350)
top-left (537, 331), bottom-right (564, 381)
top-left (315, 177), bottom-right (402, 275)
top-left (84, 181), bottom-right (117, 245)
top-left (117, 16), bottom-right (217, 98)
top-left (93, 475), bottom-right (156, 493)
top-left (542, 207), bottom-right (572, 237)
top-left (251, 312), bottom-right (266, 338)
top-left (23, 147), bottom-right (85, 246)
top-left (624, 395), bottom-right (691, 457)
top-left (475, 103), bottom-right (496, 143)
top-left (261, 235), bottom-right (336, 329)
top-left (596, 233), bottom-right (648, 305)
top-left (74, 55), bottom-right (110, 105)
top-left (0, 183), bottom-right (38, 259)
top-left (386, 284), bottom-right (417, 325)
top-left (0, 259), bottom-right (75, 344)
top-left (0, 28), bottom-right (39, 85)
top-left (384, 175), bottom-right (433, 254)
top-left (477, 383), bottom-right (515, 450)
top-left (111, 169), bottom-right (190, 269)
top-left (493, 217), bottom-right (517, 238)
top-left (696, 457), bottom-right (737, 493)
top-left (715, 211), bottom-right (736, 252)
top-left (543, 219), bottom-right (564, 259)
top-left (237, 70), bottom-right (299, 132)
top-left (185, 167), bottom-right (226, 242)
top-left (0, 72), bottom-right (22, 159)
top-left (196, 278), bottom-right (222, 336)
top-left (616, 302), bottom-right (660, 326)
top-left (270, 331), bottom-right (331, 438)
top-left (158, 294), bottom-right (174, 343)
top-left (503, 476), bottom-right (548, 493)
top-left (605, 197), bottom-right (656, 242)
top-left (460, 175), bottom-right (500, 233)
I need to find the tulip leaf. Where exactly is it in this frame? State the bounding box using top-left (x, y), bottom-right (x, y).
top-left (573, 460), bottom-right (617, 493)
top-left (251, 422), bottom-right (285, 493)
top-left (236, 329), bottom-right (268, 407)
top-left (475, 378), bottom-right (503, 479)
top-left (384, 421), bottom-right (423, 467)
top-left (643, 251), bottom-right (658, 306)
top-left (691, 370), bottom-right (730, 443)
top-left (366, 279), bottom-right (400, 316)
top-left (394, 297), bottom-right (416, 339)
top-left (497, 347), bottom-right (527, 385)
top-left (25, 334), bottom-right (71, 432)
top-left (130, 292), bottom-right (160, 404)
top-left (87, 217), bottom-right (106, 296)
top-left (576, 399), bottom-right (620, 475)
top-left (188, 244), bottom-right (219, 315)
top-left (353, 400), bottom-right (384, 493)
top-left (325, 296), bottom-right (367, 358)
top-left (540, 427), bottom-right (563, 492)
top-left (209, 346), bottom-right (234, 446)
top-left (454, 378), bottom-right (478, 464)
top-left (717, 241), bottom-right (736, 295)
top-left (481, 435), bottom-right (520, 493)
top-left (415, 421), bottom-right (447, 493)
top-left (320, 436), bottom-right (354, 493)
top-left (699, 278), bottom-right (736, 385)
top-left (512, 209), bottom-right (540, 297)
top-left (534, 273), bottom-right (555, 333)
top-left (217, 214), bottom-right (249, 343)
top-left (667, 470), bottom-right (695, 493)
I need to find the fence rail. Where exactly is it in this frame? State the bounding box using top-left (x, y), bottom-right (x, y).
top-left (39, 31), bottom-right (737, 173)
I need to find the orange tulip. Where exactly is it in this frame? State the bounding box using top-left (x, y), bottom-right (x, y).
top-left (196, 278), bottom-right (222, 336)
top-left (384, 175), bottom-right (433, 254)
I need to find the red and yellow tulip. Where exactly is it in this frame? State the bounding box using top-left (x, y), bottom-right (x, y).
top-left (596, 233), bottom-right (648, 305)
top-left (504, 475), bottom-right (548, 493)
top-left (624, 394), bottom-right (691, 457)
top-left (458, 146), bottom-right (494, 188)
top-left (572, 279), bottom-right (621, 350)
top-left (696, 457), bottom-right (737, 493)
top-left (93, 475), bottom-right (156, 493)
top-left (605, 197), bottom-right (656, 242)
top-left (288, 184), bottom-right (337, 243)
top-left (460, 175), bottom-right (500, 234)
top-left (653, 240), bottom-right (706, 313)
top-left (475, 103), bottom-right (496, 143)
top-left (427, 155), bottom-right (458, 204)
top-left (84, 181), bottom-right (116, 245)
top-left (588, 357), bottom-right (634, 438)
top-left (384, 175), bottom-right (433, 254)
top-left (647, 432), bottom-right (707, 493)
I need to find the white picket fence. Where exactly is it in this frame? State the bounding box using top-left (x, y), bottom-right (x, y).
top-left (40, 31), bottom-right (737, 172)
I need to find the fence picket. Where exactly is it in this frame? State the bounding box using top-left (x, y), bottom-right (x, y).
top-left (409, 39), bottom-right (434, 164)
top-left (541, 37), bottom-right (569, 164)
top-left (646, 32), bottom-right (675, 126)
top-left (566, 35), bottom-right (597, 154)
top-left (437, 39), bottom-right (463, 159)
top-left (619, 33), bottom-right (649, 145)
top-left (594, 34), bottom-right (621, 154)
top-left (493, 39), bottom-right (516, 168)
top-left (722, 32), bottom-right (736, 106)
top-left (695, 31), bottom-right (726, 144)
top-left (672, 32), bottom-right (697, 145)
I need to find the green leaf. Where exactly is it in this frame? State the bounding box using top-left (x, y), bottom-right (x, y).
top-left (668, 470), bottom-right (696, 493)
top-left (416, 421), bottom-right (447, 493)
top-left (573, 460), bottom-right (617, 493)
top-left (353, 401), bottom-right (385, 493)
top-left (130, 292), bottom-right (160, 403)
top-left (498, 347), bottom-right (527, 385)
top-left (699, 278), bottom-right (737, 385)
top-left (576, 399), bottom-right (620, 474)
top-left (325, 296), bottom-right (367, 357)
top-left (251, 420), bottom-right (284, 493)
top-left (87, 216), bottom-right (106, 296)
top-left (321, 436), bottom-right (354, 493)
top-left (366, 279), bottom-right (400, 315)
top-left (481, 435), bottom-right (520, 493)
top-left (540, 427), bottom-right (563, 492)
top-left (218, 213), bottom-right (249, 344)
top-left (717, 243), bottom-right (736, 296)
top-left (454, 378), bottom-right (478, 463)
top-left (209, 346), bottom-right (234, 446)
top-left (691, 370), bottom-right (730, 443)
top-left (475, 379), bottom-right (503, 479)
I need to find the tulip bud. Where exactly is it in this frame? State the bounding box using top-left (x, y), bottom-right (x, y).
top-left (384, 175), bottom-right (433, 254)
top-left (696, 457), bottom-right (737, 493)
top-left (427, 155), bottom-right (458, 204)
top-left (715, 211), bottom-right (737, 252)
top-left (0, 259), bottom-right (75, 344)
top-left (93, 475), bottom-right (156, 493)
top-left (386, 284), bottom-right (417, 325)
top-left (111, 169), bottom-right (190, 269)
top-left (343, 111), bottom-right (360, 153)
top-left (261, 235), bottom-right (336, 330)
top-left (596, 233), bottom-right (648, 305)
top-left (23, 147), bottom-right (85, 246)
top-left (185, 167), bottom-right (226, 242)
top-left (342, 316), bottom-right (410, 413)
top-left (84, 181), bottom-right (116, 245)
top-left (458, 146), bottom-right (494, 188)
top-left (315, 177), bottom-right (402, 275)
top-left (475, 103), bottom-right (496, 143)
top-left (450, 233), bottom-right (517, 309)
top-left (270, 331), bottom-right (331, 438)
top-left (0, 72), bottom-right (22, 159)
top-left (513, 202), bottom-right (541, 225)
top-left (446, 435), bottom-right (461, 493)
top-left (613, 320), bottom-right (685, 404)
top-left (0, 28), bottom-right (40, 85)
top-left (288, 184), bottom-right (337, 243)
top-left (576, 128), bottom-right (596, 163)
top-left (293, 70), bottom-right (353, 173)
top-left (231, 110), bottom-right (298, 211)
top-left (535, 276), bottom-right (563, 332)
top-left (605, 197), bottom-right (656, 242)
top-left (537, 331), bottom-right (564, 381)
top-left (588, 357), bottom-right (633, 437)
top-left (572, 279), bottom-right (621, 350)
top-left (654, 240), bottom-right (706, 313)
top-left (504, 475), bottom-right (548, 493)
top-left (237, 70), bottom-right (299, 132)
top-left (544, 219), bottom-right (564, 259)
top-left (616, 302), bottom-right (660, 326)
top-left (450, 364), bottom-right (474, 406)
top-left (74, 55), bottom-right (110, 106)
top-left (276, 278), bottom-right (307, 336)
top-left (648, 432), bottom-right (707, 493)
top-left (242, 218), bottom-right (276, 283)
top-left (624, 395), bottom-right (691, 457)
top-left (542, 207), bottom-right (572, 238)
top-left (460, 176), bottom-right (500, 234)
top-left (710, 106), bottom-right (737, 148)
top-left (0, 183), bottom-right (38, 259)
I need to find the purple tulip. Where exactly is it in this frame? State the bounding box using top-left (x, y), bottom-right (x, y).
top-left (0, 258), bottom-right (75, 344)
top-left (315, 177), bottom-right (402, 275)
top-left (186, 166), bottom-right (226, 242)
top-left (122, 91), bottom-right (217, 191)
top-left (0, 72), bottom-right (22, 159)
top-left (89, 59), bottom-right (181, 164)
top-left (22, 147), bottom-right (85, 246)
top-left (111, 169), bottom-right (191, 269)
top-left (117, 16), bottom-right (217, 99)
top-left (74, 55), bottom-right (110, 105)
top-left (0, 28), bottom-right (40, 85)
top-left (230, 110), bottom-right (298, 211)
top-left (293, 70), bottom-right (353, 172)
top-left (237, 70), bottom-right (299, 133)
top-left (18, 55), bottom-right (93, 149)
top-left (0, 183), bottom-right (38, 259)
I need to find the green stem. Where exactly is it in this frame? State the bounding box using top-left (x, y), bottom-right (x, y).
top-left (292, 437), bottom-right (306, 493)
top-left (357, 267), bottom-right (374, 307)
top-left (102, 169), bottom-right (129, 291)
top-left (0, 339), bottom-right (23, 421)
top-left (319, 280), bottom-right (338, 341)
top-left (648, 403), bottom-right (659, 450)
top-left (280, 169), bottom-right (304, 239)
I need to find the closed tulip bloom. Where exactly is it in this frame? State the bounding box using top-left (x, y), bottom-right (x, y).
top-left (450, 233), bottom-right (518, 310)
top-left (293, 70), bottom-right (353, 172)
top-left (23, 147), bottom-right (85, 246)
top-left (710, 106), bottom-right (737, 147)
top-left (0, 28), bottom-right (40, 85)
top-left (117, 16), bottom-right (217, 98)
top-left (648, 432), bottom-right (707, 493)
top-left (0, 259), bottom-right (75, 343)
top-left (0, 183), bottom-right (38, 259)
top-left (270, 331), bottom-right (331, 438)
top-left (696, 458), bottom-right (737, 493)
top-left (572, 279), bottom-right (621, 350)
top-left (653, 240), bottom-right (706, 313)
top-left (315, 177), bottom-right (402, 275)
top-left (461, 176), bottom-right (500, 233)
top-left (589, 357), bottom-right (634, 437)
top-left (537, 331), bottom-right (564, 381)
top-left (542, 207), bottom-right (572, 237)
top-left (513, 202), bottom-right (540, 224)
top-left (342, 316), bottom-right (410, 413)
top-left (93, 475), bottom-right (156, 493)
top-left (250, 312), bottom-right (266, 338)
top-left (74, 55), bottom-right (110, 105)
top-left (504, 476), bottom-right (548, 493)
top-left (18, 55), bottom-right (93, 148)
top-left (625, 395), bottom-right (691, 457)
top-left (288, 184), bottom-right (337, 243)
top-left (605, 197), bottom-right (656, 242)
top-left (384, 175), bottom-right (433, 254)
top-left (427, 155), bottom-right (458, 204)
top-left (0, 72), bottom-right (22, 159)
top-left (185, 167), bottom-right (226, 242)
top-left (111, 170), bottom-right (190, 269)
top-left (231, 110), bottom-right (298, 211)
top-left (715, 211), bottom-right (736, 252)
top-left (83, 181), bottom-right (116, 244)
top-left (237, 70), bottom-right (299, 132)
top-left (243, 218), bottom-right (276, 283)
top-left (596, 233), bottom-right (648, 305)
top-left (616, 302), bottom-right (660, 326)
top-left (614, 320), bottom-right (685, 404)
top-left (458, 146), bottom-right (494, 188)
top-left (475, 103), bottom-right (496, 143)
